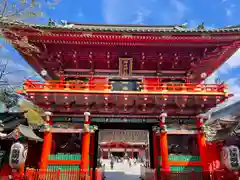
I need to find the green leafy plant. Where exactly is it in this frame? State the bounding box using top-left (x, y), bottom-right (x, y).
top-left (0, 88), bottom-right (19, 109)
top-left (19, 99), bottom-right (45, 127)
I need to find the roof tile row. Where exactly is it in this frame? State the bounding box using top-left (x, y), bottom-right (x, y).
top-left (1, 20), bottom-right (240, 33)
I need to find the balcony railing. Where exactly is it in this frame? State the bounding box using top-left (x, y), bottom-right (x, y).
top-left (21, 80), bottom-right (228, 95)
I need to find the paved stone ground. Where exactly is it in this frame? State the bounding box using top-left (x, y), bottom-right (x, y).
top-left (102, 160), bottom-right (141, 180)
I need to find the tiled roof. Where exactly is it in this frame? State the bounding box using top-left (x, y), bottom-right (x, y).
top-left (1, 19), bottom-right (240, 33)
top-left (0, 112), bottom-right (27, 132)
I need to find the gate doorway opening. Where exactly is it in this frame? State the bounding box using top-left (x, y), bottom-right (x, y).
top-left (98, 129), bottom-right (149, 160)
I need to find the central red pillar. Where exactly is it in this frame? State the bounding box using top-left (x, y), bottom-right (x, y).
top-left (196, 117), bottom-right (208, 171)
top-left (90, 134), bottom-right (95, 168)
top-left (40, 112), bottom-right (52, 169)
top-left (81, 112), bottom-right (91, 172)
top-left (152, 131), bottom-right (158, 168)
top-left (159, 113), bottom-right (170, 171)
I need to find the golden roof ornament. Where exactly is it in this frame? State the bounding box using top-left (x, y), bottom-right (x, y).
top-left (197, 22), bottom-right (205, 30)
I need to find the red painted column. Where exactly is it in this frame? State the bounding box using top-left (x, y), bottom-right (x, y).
top-left (81, 112), bottom-right (91, 172)
top-left (90, 134), bottom-right (95, 168)
top-left (159, 113), bottom-right (170, 171)
top-left (152, 131), bottom-right (158, 168)
top-left (40, 112), bottom-right (52, 169)
top-left (196, 117), bottom-right (208, 171)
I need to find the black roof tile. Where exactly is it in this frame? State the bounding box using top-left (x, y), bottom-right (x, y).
top-left (1, 20), bottom-right (240, 33)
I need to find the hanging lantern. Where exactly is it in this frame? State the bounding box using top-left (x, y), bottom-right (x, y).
top-left (221, 145), bottom-right (240, 171)
top-left (9, 142), bottom-right (28, 169)
top-left (201, 72), bottom-right (207, 79)
top-left (40, 69), bottom-right (48, 76)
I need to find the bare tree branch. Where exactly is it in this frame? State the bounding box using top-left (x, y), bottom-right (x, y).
top-left (0, 1), bottom-right (59, 112)
top-left (0, 0), bottom-right (8, 17)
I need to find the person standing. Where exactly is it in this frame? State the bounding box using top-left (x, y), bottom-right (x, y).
top-left (110, 158), bottom-right (114, 170)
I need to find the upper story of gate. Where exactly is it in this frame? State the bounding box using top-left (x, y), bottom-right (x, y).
top-left (1, 20), bottom-right (240, 83)
top-left (2, 20), bottom-right (240, 117)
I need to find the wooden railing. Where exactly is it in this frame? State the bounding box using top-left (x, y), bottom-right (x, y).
top-left (23, 168), bottom-right (92, 180)
top-left (21, 80), bottom-right (228, 95)
top-left (139, 83), bottom-right (226, 93)
top-left (95, 168), bottom-right (105, 180)
top-left (140, 166), bottom-right (240, 180)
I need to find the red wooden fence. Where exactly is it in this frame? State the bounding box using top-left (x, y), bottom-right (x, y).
top-left (1, 168), bottom-right (105, 180)
top-left (24, 168), bottom-right (92, 180)
top-left (140, 166), bottom-right (240, 180)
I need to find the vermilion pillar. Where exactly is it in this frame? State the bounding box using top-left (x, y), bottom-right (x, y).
top-left (90, 134), bottom-right (95, 168)
top-left (152, 131), bottom-right (158, 168)
top-left (159, 113), bottom-right (170, 171)
top-left (40, 111), bottom-right (52, 169)
top-left (81, 112), bottom-right (91, 171)
top-left (196, 117), bottom-right (208, 171)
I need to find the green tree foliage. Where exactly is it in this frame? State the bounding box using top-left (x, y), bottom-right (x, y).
top-left (0, 0), bottom-right (59, 127)
top-left (19, 99), bottom-right (45, 127)
top-left (0, 88), bottom-right (19, 109)
top-left (24, 109), bottom-right (45, 128)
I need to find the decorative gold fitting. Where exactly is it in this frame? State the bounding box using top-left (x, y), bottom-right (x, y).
top-left (43, 123), bottom-right (50, 132)
top-left (84, 124), bottom-right (90, 132)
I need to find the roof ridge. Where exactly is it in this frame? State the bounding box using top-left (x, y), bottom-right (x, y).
top-left (66, 22), bottom-right (184, 28)
top-left (1, 19), bottom-right (240, 33)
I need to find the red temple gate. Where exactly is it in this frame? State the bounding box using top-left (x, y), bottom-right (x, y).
top-left (1, 20), bottom-right (240, 179)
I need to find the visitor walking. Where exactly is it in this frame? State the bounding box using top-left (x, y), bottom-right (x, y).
top-left (128, 158), bottom-right (132, 167)
top-left (110, 158), bottom-right (114, 170)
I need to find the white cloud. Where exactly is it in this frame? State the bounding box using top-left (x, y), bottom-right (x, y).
top-left (102, 0), bottom-right (151, 24)
top-left (205, 72), bottom-right (219, 84)
top-left (227, 48), bottom-right (240, 68)
top-left (225, 8), bottom-right (232, 17)
top-left (218, 48), bottom-right (240, 74)
top-left (206, 48), bottom-right (240, 107)
top-left (0, 45), bottom-right (42, 88)
top-left (131, 7), bottom-right (151, 24)
top-left (159, 0), bottom-right (188, 24)
top-left (227, 78), bottom-right (240, 97)
top-left (170, 0), bottom-right (188, 19)
top-left (208, 77), bottom-right (240, 112)
top-left (3, 60), bottom-right (41, 88)
top-left (77, 10), bottom-right (84, 17)
top-left (101, 0), bottom-right (188, 25)
top-left (221, 77), bottom-right (240, 106)
top-left (224, 3), bottom-right (236, 17)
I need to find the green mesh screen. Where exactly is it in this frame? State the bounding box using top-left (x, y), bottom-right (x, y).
top-left (48, 165), bottom-right (80, 171)
top-left (48, 154), bottom-right (81, 160)
top-left (158, 156), bottom-right (200, 162)
top-left (157, 165), bottom-right (203, 172)
top-left (170, 166), bottom-right (203, 172)
top-left (48, 154), bottom-right (91, 171)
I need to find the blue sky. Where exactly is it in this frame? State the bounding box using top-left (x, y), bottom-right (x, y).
top-left (1, 0), bottom-right (240, 108)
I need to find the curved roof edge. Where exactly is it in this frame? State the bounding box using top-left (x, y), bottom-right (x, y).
top-left (206, 100), bottom-right (240, 124)
top-left (1, 19), bottom-right (240, 33)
